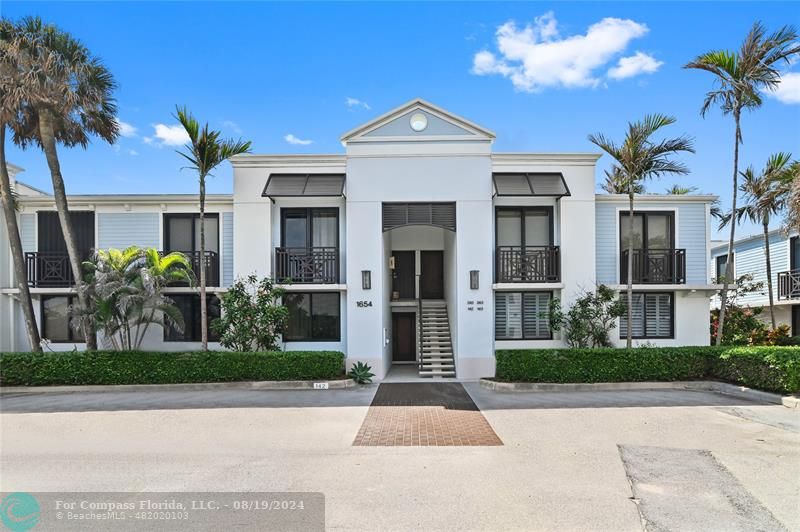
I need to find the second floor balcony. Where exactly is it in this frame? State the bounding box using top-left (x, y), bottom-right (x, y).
top-left (164, 250), bottom-right (220, 287)
top-left (275, 246), bottom-right (339, 284)
top-left (778, 269), bottom-right (800, 300)
top-left (25, 250), bottom-right (219, 288)
top-left (620, 248), bottom-right (686, 284)
top-left (26, 251), bottom-right (75, 288)
top-left (496, 246), bottom-right (560, 283)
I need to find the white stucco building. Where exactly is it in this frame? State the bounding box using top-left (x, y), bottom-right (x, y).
top-left (1, 99), bottom-right (721, 378)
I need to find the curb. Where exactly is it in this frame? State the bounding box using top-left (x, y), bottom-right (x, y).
top-left (0, 379), bottom-right (358, 395)
top-left (479, 379), bottom-right (797, 408)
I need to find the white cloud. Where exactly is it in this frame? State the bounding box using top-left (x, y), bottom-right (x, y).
top-left (608, 51), bottom-right (663, 79)
top-left (769, 72), bottom-right (800, 104)
top-left (345, 97), bottom-right (371, 110)
top-left (128, 149), bottom-right (139, 156)
top-left (145, 124), bottom-right (190, 146)
top-left (472, 11), bottom-right (656, 92)
top-left (117, 120), bottom-right (137, 137)
top-left (222, 120), bottom-right (243, 134)
top-left (284, 133), bottom-right (313, 146)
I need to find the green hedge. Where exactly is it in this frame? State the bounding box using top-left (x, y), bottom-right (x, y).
top-left (495, 346), bottom-right (800, 395)
top-left (0, 350), bottom-right (345, 386)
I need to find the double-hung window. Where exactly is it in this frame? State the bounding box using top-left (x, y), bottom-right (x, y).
top-left (284, 292), bottom-right (341, 341)
top-left (164, 294), bottom-right (221, 342)
top-left (715, 253), bottom-right (733, 282)
top-left (495, 292), bottom-right (552, 340)
top-left (42, 295), bottom-right (85, 343)
top-left (620, 292), bottom-right (674, 339)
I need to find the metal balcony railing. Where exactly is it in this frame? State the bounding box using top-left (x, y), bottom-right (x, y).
top-left (25, 252), bottom-right (74, 287)
top-left (620, 248), bottom-right (686, 284)
top-left (163, 250), bottom-right (220, 287)
top-left (778, 269), bottom-right (800, 300)
top-left (495, 246), bottom-right (560, 283)
top-left (275, 247), bottom-right (339, 284)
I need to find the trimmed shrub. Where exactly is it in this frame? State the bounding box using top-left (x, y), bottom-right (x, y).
top-left (0, 351), bottom-right (345, 387)
top-left (495, 346), bottom-right (800, 394)
top-left (711, 347), bottom-right (800, 394)
top-left (496, 347), bottom-right (711, 384)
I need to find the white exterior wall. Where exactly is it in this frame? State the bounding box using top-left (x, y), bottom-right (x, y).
top-left (4, 196), bottom-right (233, 352)
top-left (2, 101), bottom-right (721, 370)
top-left (344, 136), bottom-right (493, 379)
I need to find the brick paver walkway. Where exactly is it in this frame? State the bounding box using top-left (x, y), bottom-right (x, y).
top-left (353, 383), bottom-right (502, 446)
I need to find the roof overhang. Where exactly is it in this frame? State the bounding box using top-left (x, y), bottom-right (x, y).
top-left (492, 172), bottom-right (571, 198)
top-left (262, 173), bottom-right (345, 199)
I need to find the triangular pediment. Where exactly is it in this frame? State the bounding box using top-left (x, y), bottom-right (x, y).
top-left (340, 98), bottom-right (495, 143)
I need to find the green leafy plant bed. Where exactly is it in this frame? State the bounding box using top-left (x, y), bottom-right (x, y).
top-left (0, 351), bottom-right (345, 387)
top-left (495, 346), bottom-right (800, 395)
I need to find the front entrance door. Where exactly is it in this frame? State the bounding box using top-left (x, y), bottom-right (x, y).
top-left (420, 250), bottom-right (444, 299)
top-left (392, 251), bottom-right (415, 300)
top-left (392, 313), bottom-right (416, 362)
top-left (793, 306), bottom-right (800, 337)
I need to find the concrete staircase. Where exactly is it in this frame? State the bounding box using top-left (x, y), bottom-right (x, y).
top-left (418, 301), bottom-right (455, 378)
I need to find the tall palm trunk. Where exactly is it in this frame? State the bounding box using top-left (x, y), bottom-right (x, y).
top-left (37, 109), bottom-right (97, 350)
top-left (199, 174), bottom-right (207, 350)
top-left (763, 220), bottom-right (776, 329)
top-left (626, 192), bottom-right (634, 348)
top-left (716, 109), bottom-right (741, 346)
top-left (0, 125), bottom-right (42, 351)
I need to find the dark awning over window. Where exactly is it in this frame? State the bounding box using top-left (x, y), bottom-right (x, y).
top-left (382, 202), bottom-right (456, 232)
top-left (493, 173), bottom-right (570, 197)
top-left (262, 174), bottom-right (345, 198)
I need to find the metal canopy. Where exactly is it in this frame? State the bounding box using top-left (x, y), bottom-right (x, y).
top-left (492, 173), bottom-right (571, 197)
top-left (382, 202), bottom-right (456, 232)
top-left (262, 174), bottom-right (345, 198)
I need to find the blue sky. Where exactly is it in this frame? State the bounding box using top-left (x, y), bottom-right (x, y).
top-left (4, 2), bottom-right (799, 239)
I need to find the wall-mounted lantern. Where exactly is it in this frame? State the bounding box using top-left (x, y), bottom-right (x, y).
top-left (362, 270), bottom-right (372, 290)
top-left (470, 270), bottom-right (479, 290)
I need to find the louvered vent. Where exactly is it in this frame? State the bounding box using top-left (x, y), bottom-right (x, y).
top-left (382, 203), bottom-right (456, 232)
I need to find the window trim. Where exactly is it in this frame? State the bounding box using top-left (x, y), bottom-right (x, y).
top-left (619, 291), bottom-right (675, 340)
top-left (163, 212), bottom-right (220, 254)
top-left (494, 291), bottom-right (553, 341)
top-left (280, 208), bottom-right (339, 249)
top-left (163, 293), bottom-right (220, 343)
top-left (41, 295), bottom-right (85, 344)
top-left (495, 206), bottom-right (555, 248)
top-left (283, 292), bottom-right (341, 342)
top-left (715, 252), bottom-right (734, 282)
top-left (618, 210), bottom-right (676, 251)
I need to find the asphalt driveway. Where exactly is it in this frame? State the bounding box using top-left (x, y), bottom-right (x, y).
top-left (1, 384), bottom-right (798, 531)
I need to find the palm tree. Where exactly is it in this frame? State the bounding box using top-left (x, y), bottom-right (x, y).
top-left (762, 160), bottom-right (800, 232)
top-left (2, 17), bottom-right (120, 350)
top-left (685, 22), bottom-right (800, 345)
top-left (174, 106), bottom-right (251, 350)
top-left (666, 184), bottom-right (699, 194)
top-left (0, 19), bottom-right (42, 351)
top-left (589, 114), bottom-right (695, 347)
top-left (723, 153), bottom-right (793, 328)
top-left (601, 166), bottom-right (644, 194)
top-left (0, 130), bottom-right (42, 351)
top-left (80, 247), bottom-right (193, 350)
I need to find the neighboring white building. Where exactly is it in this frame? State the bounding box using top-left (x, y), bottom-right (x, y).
top-left (711, 229), bottom-right (800, 335)
top-left (0, 99), bottom-right (721, 378)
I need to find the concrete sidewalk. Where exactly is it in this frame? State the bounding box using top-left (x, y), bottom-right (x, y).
top-left (1, 386), bottom-right (798, 531)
